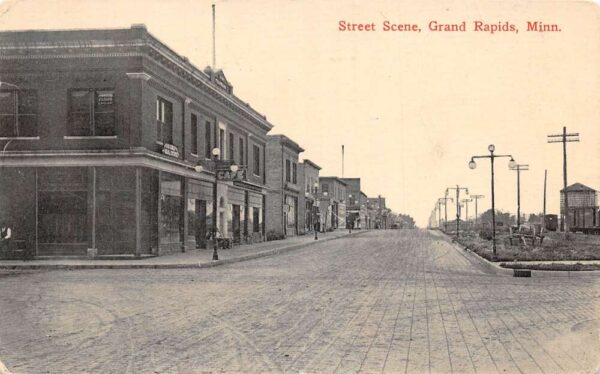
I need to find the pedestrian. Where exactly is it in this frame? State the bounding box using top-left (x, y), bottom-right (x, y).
top-left (1, 221), bottom-right (12, 258)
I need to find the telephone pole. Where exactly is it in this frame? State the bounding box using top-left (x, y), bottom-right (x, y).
top-left (547, 127), bottom-right (579, 232)
top-left (461, 198), bottom-right (473, 229)
top-left (510, 164), bottom-right (529, 227)
top-left (446, 185), bottom-right (469, 238)
top-left (440, 194), bottom-right (453, 232)
top-left (470, 195), bottom-right (485, 228)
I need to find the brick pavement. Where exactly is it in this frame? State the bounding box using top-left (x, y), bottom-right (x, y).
top-left (0, 229), bottom-right (598, 373)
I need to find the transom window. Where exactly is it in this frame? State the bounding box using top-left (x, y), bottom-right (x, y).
top-left (0, 89), bottom-right (37, 137)
top-left (69, 89), bottom-right (115, 136)
top-left (156, 97), bottom-right (173, 144)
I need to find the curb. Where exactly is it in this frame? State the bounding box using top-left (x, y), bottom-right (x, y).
top-left (0, 230), bottom-right (369, 271)
top-left (433, 230), bottom-right (599, 278)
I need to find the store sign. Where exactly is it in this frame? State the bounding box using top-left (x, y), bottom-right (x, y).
top-left (162, 143), bottom-right (180, 158)
top-left (215, 165), bottom-right (248, 182)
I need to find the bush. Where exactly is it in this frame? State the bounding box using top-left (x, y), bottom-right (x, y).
top-left (266, 230), bottom-right (285, 241)
top-left (479, 228), bottom-right (493, 240)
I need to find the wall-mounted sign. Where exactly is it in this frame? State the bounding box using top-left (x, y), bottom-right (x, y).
top-left (162, 143), bottom-right (180, 158)
top-left (215, 165), bottom-right (248, 182)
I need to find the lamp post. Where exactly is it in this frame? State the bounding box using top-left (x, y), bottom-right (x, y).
top-left (313, 182), bottom-right (319, 240)
top-left (346, 194), bottom-right (352, 234)
top-left (510, 164), bottom-right (529, 227)
top-left (469, 144), bottom-right (516, 257)
top-left (447, 185), bottom-right (468, 238)
top-left (195, 147), bottom-right (239, 261)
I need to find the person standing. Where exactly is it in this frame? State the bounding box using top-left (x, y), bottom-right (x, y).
top-left (1, 222), bottom-right (12, 257)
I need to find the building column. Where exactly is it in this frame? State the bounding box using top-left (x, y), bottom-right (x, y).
top-left (135, 167), bottom-right (142, 257)
top-left (90, 166), bottom-right (97, 252)
top-left (181, 177), bottom-right (188, 252)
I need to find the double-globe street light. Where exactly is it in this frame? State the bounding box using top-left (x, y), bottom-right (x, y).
top-left (469, 144), bottom-right (516, 257)
top-left (194, 147), bottom-right (239, 261)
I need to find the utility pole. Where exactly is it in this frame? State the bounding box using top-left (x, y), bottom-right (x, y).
top-left (547, 127), bottom-right (579, 233)
top-left (441, 193), bottom-right (453, 232)
top-left (461, 198), bottom-right (472, 229)
top-left (543, 169), bottom-right (547, 229)
top-left (470, 195), bottom-right (484, 228)
top-left (510, 164), bottom-right (529, 227)
top-left (437, 198), bottom-right (446, 229)
top-left (447, 185), bottom-right (469, 238)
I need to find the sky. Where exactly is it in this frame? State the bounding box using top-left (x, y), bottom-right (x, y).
top-left (0, 0), bottom-right (598, 227)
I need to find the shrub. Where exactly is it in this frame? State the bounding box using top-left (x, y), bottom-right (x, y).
top-left (479, 227), bottom-right (493, 240)
top-left (266, 230), bottom-right (285, 241)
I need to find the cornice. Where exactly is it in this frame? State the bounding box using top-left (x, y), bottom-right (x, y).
top-left (0, 34), bottom-right (274, 133)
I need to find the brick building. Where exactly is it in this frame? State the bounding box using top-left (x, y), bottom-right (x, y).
top-left (367, 196), bottom-right (388, 229)
top-left (0, 25), bottom-right (272, 257)
top-left (299, 160), bottom-right (321, 234)
top-left (319, 177), bottom-right (347, 230)
top-left (341, 178), bottom-right (369, 229)
top-left (265, 135), bottom-right (304, 238)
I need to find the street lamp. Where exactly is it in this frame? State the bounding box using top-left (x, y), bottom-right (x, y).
top-left (348, 193), bottom-right (353, 233)
top-left (195, 147), bottom-right (239, 261)
top-left (469, 144), bottom-right (516, 257)
top-left (313, 182), bottom-right (319, 240)
top-left (510, 163), bottom-right (529, 227)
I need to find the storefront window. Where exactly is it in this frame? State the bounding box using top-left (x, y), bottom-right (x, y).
top-left (252, 207), bottom-right (260, 233)
top-left (286, 195), bottom-right (297, 228)
top-left (38, 168), bottom-right (88, 248)
top-left (188, 198), bottom-right (207, 248)
top-left (160, 173), bottom-right (183, 244)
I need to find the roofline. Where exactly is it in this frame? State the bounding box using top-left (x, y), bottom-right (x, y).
top-left (267, 134), bottom-right (304, 153)
top-left (0, 24), bottom-right (274, 132)
top-left (318, 176), bottom-right (347, 186)
top-left (301, 159), bottom-right (321, 170)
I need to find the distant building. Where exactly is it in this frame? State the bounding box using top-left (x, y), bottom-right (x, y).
top-left (298, 160), bottom-right (321, 234)
top-left (318, 177), bottom-right (347, 230)
top-left (367, 196), bottom-right (388, 229)
top-left (265, 135), bottom-right (304, 238)
top-left (560, 183), bottom-right (598, 229)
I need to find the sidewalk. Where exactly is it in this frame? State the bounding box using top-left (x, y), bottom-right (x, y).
top-left (0, 229), bottom-right (367, 270)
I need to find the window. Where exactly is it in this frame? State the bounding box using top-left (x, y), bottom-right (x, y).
top-left (322, 183), bottom-right (329, 193)
top-left (228, 132), bottom-right (234, 160)
top-left (205, 121), bottom-right (212, 158)
top-left (190, 114), bottom-right (198, 155)
top-left (292, 163), bottom-right (297, 184)
top-left (219, 128), bottom-right (225, 159)
top-left (156, 97), bottom-right (173, 143)
top-left (68, 89), bottom-right (115, 137)
top-left (253, 145), bottom-right (260, 175)
top-left (285, 160), bottom-right (291, 182)
top-left (0, 89), bottom-right (37, 137)
top-left (253, 207), bottom-right (260, 233)
top-left (239, 137), bottom-right (244, 165)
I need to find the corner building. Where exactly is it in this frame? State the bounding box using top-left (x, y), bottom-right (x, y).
top-left (0, 25), bottom-right (271, 257)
